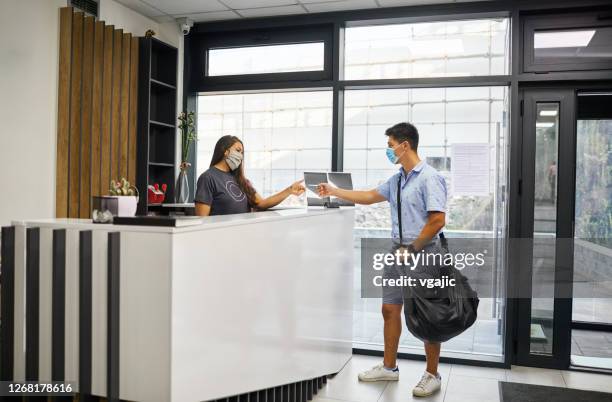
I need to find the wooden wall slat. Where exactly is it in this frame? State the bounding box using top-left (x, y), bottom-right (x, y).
top-left (100, 25), bottom-right (114, 195)
top-left (56, 7), bottom-right (73, 218)
top-left (57, 8), bottom-right (141, 217)
top-left (68, 12), bottom-right (84, 218)
top-left (91, 21), bottom-right (105, 198)
top-left (110, 29), bottom-right (123, 183)
top-left (128, 37), bottom-right (139, 185)
top-left (119, 33), bottom-right (132, 180)
top-left (79, 16), bottom-right (95, 219)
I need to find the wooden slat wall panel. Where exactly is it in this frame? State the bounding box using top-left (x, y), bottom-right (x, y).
top-left (55, 8), bottom-right (140, 218)
top-left (100, 25), bottom-right (114, 200)
top-left (79, 16), bottom-right (95, 219)
top-left (68, 12), bottom-right (84, 218)
top-left (128, 37), bottom-right (139, 185)
top-left (110, 29), bottom-right (123, 184)
top-left (91, 21), bottom-right (105, 197)
top-left (119, 33), bottom-right (132, 179)
top-left (56, 8), bottom-right (73, 218)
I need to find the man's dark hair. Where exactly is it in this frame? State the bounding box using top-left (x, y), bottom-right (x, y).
top-left (385, 122), bottom-right (419, 151)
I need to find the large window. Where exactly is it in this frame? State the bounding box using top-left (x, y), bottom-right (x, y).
top-left (344, 18), bottom-right (509, 80)
top-left (197, 91), bottom-right (333, 202)
top-left (345, 86), bottom-right (509, 359)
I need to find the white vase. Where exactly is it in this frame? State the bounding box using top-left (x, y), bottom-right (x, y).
top-left (112, 196), bottom-right (138, 217)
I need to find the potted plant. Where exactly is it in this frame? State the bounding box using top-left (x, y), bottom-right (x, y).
top-left (108, 178), bottom-right (139, 217)
top-left (176, 111), bottom-right (197, 203)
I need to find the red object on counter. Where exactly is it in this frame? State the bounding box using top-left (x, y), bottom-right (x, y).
top-left (147, 183), bottom-right (166, 204)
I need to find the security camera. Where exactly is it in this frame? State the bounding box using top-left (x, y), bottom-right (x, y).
top-left (177, 17), bottom-right (194, 35)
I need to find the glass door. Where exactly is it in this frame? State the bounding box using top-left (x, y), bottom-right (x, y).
top-left (570, 92), bottom-right (612, 371)
top-left (515, 89), bottom-right (575, 369)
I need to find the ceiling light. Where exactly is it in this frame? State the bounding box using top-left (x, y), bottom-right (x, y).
top-left (539, 110), bottom-right (558, 117)
top-left (534, 30), bottom-right (596, 49)
top-left (536, 122), bottom-right (555, 128)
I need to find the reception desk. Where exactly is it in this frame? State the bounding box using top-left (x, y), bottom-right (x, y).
top-left (1, 208), bottom-right (354, 402)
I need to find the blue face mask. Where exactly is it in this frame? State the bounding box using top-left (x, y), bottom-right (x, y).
top-left (386, 147), bottom-right (399, 164)
top-left (386, 142), bottom-right (407, 164)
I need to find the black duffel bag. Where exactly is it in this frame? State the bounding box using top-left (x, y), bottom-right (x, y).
top-left (394, 178), bottom-right (479, 343)
top-left (401, 240), bottom-right (480, 343)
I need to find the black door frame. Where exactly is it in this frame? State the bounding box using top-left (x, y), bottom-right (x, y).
top-left (514, 88), bottom-right (576, 369)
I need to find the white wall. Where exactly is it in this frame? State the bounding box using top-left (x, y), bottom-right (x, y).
top-left (0, 0), bottom-right (182, 227)
top-left (0, 0), bottom-right (65, 228)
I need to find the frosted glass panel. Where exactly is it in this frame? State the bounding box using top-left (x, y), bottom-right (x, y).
top-left (345, 18), bottom-right (509, 80)
top-left (208, 43), bottom-right (325, 76)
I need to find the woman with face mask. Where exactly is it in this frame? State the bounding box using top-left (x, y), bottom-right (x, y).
top-left (194, 135), bottom-right (305, 216)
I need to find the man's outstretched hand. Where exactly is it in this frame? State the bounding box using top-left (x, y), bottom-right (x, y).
top-left (317, 183), bottom-right (336, 197)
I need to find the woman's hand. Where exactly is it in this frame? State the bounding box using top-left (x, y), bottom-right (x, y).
top-left (287, 179), bottom-right (306, 196)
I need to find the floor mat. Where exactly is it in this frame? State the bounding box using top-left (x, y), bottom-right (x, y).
top-left (499, 381), bottom-right (612, 402)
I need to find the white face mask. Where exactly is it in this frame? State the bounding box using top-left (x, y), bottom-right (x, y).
top-left (225, 149), bottom-right (243, 171)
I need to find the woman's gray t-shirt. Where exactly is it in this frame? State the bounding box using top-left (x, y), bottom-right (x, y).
top-left (194, 167), bottom-right (251, 215)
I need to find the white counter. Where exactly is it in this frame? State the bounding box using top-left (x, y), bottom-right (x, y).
top-left (7, 207), bottom-right (355, 402)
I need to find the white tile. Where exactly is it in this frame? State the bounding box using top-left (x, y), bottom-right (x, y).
top-left (236, 5), bottom-right (306, 18)
top-left (111, 0), bottom-right (165, 19)
top-left (378, 0), bottom-right (449, 6)
top-left (312, 397), bottom-right (359, 402)
top-left (562, 370), bottom-right (612, 394)
top-left (316, 355), bottom-right (388, 402)
top-left (175, 10), bottom-right (240, 22)
top-left (444, 374), bottom-right (501, 402)
top-left (303, 0), bottom-right (378, 13)
top-left (224, 0), bottom-right (298, 8)
top-left (505, 365), bottom-right (566, 387)
top-left (450, 364), bottom-right (507, 381)
top-left (378, 364), bottom-right (450, 402)
top-left (145, 0), bottom-right (228, 14)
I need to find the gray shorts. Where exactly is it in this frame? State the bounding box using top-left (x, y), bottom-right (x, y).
top-left (382, 242), bottom-right (444, 305)
top-left (382, 264), bottom-right (404, 305)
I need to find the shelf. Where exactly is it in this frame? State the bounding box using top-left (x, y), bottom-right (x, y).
top-left (151, 78), bottom-right (176, 90)
top-left (150, 120), bottom-right (175, 128)
top-left (149, 162), bottom-right (174, 168)
top-left (137, 36), bottom-right (178, 216)
top-left (150, 39), bottom-right (178, 85)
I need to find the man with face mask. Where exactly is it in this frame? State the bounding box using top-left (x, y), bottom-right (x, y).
top-left (317, 122), bottom-right (447, 397)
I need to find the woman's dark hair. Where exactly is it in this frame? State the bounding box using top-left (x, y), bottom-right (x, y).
top-left (385, 122), bottom-right (419, 151)
top-left (210, 135), bottom-right (257, 206)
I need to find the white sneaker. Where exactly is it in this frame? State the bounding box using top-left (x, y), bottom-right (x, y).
top-left (412, 371), bottom-right (441, 397)
top-left (357, 363), bottom-right (399, 382)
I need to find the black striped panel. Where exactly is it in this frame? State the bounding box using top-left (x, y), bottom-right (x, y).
top-left (107, 232), bottom-right (121, 402)
top-left (209, 375), bottom-right (329, 402)
top-left (79, 231), bottom-right (93, 399)
top-left (307, 379), bottom-right (314, 400)
top-left (52, 229), bottom-right (66, 382)
top-left (25, 227), bottom-right (40, 381)
top-left (302, 380), bottom-right (308, 402)
top-left (1, 226), bottom-right (15, 381)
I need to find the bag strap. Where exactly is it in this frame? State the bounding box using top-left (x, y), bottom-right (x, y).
top-left (396, 175), bottom-right (402, 244)
top-left (397, 172), bottom-right (446, 248)
top-left (439, 231), bottom-right (449, 253)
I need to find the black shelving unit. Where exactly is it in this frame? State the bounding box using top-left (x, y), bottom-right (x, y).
top-left (136, 37), bottom-right (178, 215)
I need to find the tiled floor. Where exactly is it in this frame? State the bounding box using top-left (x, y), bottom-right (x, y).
top-left (312, 354), bottom-right (612, 402)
